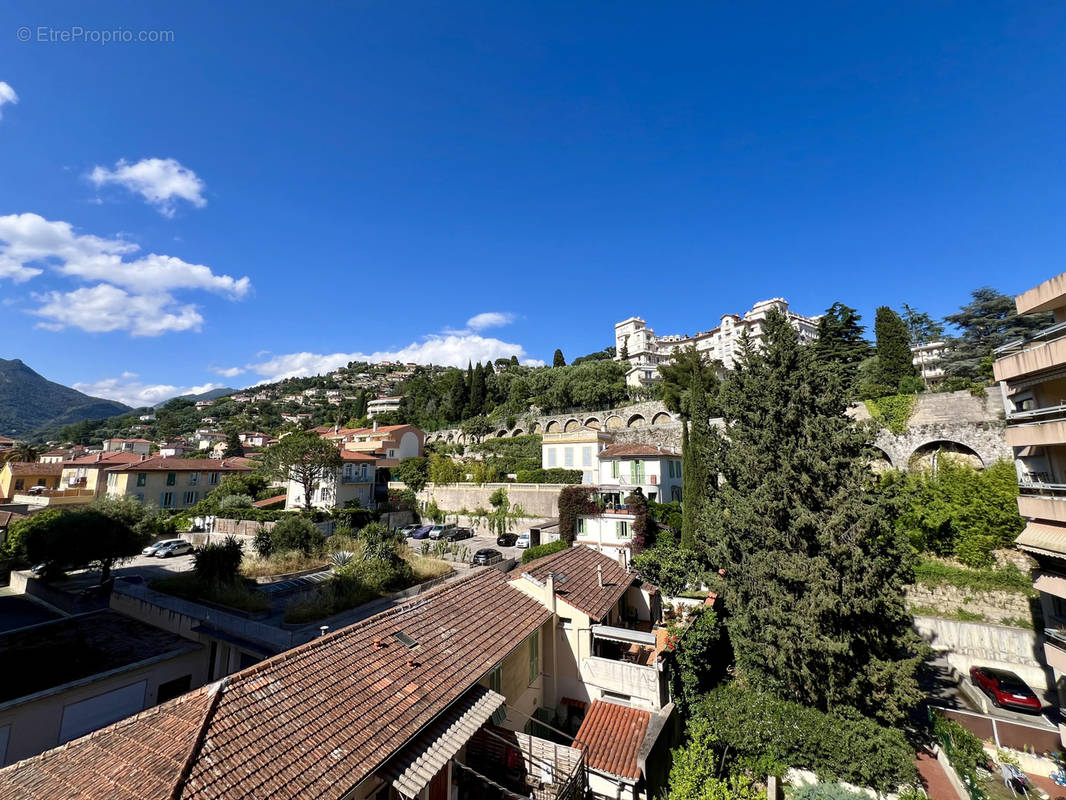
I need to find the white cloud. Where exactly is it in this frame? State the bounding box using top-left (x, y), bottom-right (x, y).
top-left (466, 311), bottom-right (516, 331)
top-left (89, 157), bottom-right (206, 217)
top-left (208, 365), bottom-right (246, 378)
top-left (74, 376), bottom-right (224, 408)
top-left (0, 213), bottom-right (251, 335)
top-left (248, 333), bottom-right (543, 383)
top-left (33, 285), bottom-right (204, 336)
top-left (0, 82), bottom-right (17, 120)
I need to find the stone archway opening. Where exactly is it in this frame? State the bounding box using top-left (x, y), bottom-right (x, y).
top-left (531, 422), bottom-right (543, 434)
top-left (869, 446), bottom-right (894, 475)
top-left (511, 428), bottom-right (525, 437)
top-left (545, 420), bottom-right (561, 433)
top-left (908, 440), bottom-right (984, 472)
top-left (627, 414), bottom-right (647, 428)
top-left (564, 419), bottom-right (580, 432)
top-left (495, 429), bottom-right (508, 438)
top-left (605, 415), bottom-right (623, 430)
top-left (583, 417), bottom-right (601, 430)
top-left (651, 412), bottom-right (673, 426)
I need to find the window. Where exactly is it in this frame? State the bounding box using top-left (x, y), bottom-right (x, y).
top-left (208, 472), bottom-right (220, 485)
top-left (156, 675), bottom-right (192, 704)
top-left (547, 449), bottom-right (557, 467)
top-left (564, 448), bottom-right (573, 467)
top-left (166, 472), bottom-right (176, 486)
top-left (582, 447), bottom-right (591, 467)
top-left (136, 472), bottom-right (147, 487)
top-left (36, 478), bottom-right (46, 487)
top-left (183, 491), bottom-right (198, 505)
top-left (528, 630), bottom-right (540, 685)
top-left (161, 492), bottom-right (174, 508)
top-left (610, 461), bottom-right (618, 479)
top-left (188, 472), bottom-right (200, 486)
top-left (13, 479), bottom-right (23, 491)
top-left (488, 665), bottom-right (502, 694)
top-left (631, 460), bottom-right (645, 484)
top-left (616, 520), bottom-right (630, 539)
top-left (576, 518), bottom-right (586, 535)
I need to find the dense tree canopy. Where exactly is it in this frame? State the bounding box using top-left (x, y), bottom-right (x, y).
top-left (261, 432), bottom-right (343, 512)
top-left (874, 306), bottom-right (918, 392)
top-left (942, 287), bottom-right (1052, 379)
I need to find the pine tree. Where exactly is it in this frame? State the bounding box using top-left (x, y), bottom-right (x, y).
top-left (510, 355), bottom-right (520, 367)
top-left (874, 306), bottom-right (918, 391)
top-left (900, 303), bottom-right (944, 346)
top-left (620, 341), bottom-right (629, 361)
top-left (812, 302), bottom-right (871, 388)
top-left (703, 309), bottom-right (923, 725)
top-left (553, 349), bottom-right (566, 368)
top-left (943, 287), bottom-right (1052, 379)
top-left (224, 430), bottom-right (244, 458)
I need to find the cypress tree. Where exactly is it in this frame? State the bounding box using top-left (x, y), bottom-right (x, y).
top-left (553, 349), bottom-right (566, 368)
top-left (874, 306), bottom-right (918, 390)
top-left (704, 309), bottom-right (923, 725)
top-left (469, 362), bottom-right (488, 416)
top-left (510, 355), bottom-right (520, 367)
top-left (812, 302), bottom-right (871, 389)
top-left (224, 430), bottom-right (244, 458)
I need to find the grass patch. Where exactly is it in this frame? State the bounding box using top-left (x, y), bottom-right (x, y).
top-left (913, 557), bottom-right (1036, 597)
top-left (241, 550), bottom-right (328, 578)
top-left (151, 574), bottom-right (269, 613)
top-left (283, 576), bottom-right (379, 624)
top-left (407, 553), bottom-right (454, 581)
top-left (865, 394), bottom-right (917, 434)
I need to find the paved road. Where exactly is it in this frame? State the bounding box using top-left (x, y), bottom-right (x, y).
top-left (924, 654), bottom-right (1059, 728)
top-left (405, 530), bottom-right (523, 565)
top-left (53, 550), bottom-right (196, 592)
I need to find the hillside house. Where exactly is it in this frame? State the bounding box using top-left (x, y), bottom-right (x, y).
top-left (104, 456), bottom-right (252, 509)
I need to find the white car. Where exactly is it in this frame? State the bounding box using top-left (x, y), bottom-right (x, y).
top-left (142, 539), bottom-right (185, 556)
top-left (515, 533), bottom-right (531, 549)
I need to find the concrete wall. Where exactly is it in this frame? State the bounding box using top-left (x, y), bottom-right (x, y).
top-left (914, 615), bottom-right (1053, 693)
top-left (416, 482), bottom-right (563, 519)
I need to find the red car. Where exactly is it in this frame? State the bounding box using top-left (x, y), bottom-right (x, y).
top-left (969, 666), bottom-right (1042, 713)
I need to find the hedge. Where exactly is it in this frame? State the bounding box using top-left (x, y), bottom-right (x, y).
top-left (514, 468), bottom-right (583, 484)
top-left (521, 540), bottom-right (569, 564)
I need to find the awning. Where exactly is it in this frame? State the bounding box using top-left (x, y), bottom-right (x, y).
top-left (1016, 521), bottom-right (1066, 558)
top-left (591, 624), bottom-right (656, 647)
top-left (378, 685), bottom-right (506, 799)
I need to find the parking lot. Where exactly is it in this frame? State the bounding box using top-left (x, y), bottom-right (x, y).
top-left (404, 527), bottom-right (524, 566)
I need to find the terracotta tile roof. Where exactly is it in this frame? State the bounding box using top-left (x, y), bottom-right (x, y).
top-left (0, 510), bottom-right (26, 529)
top-left (103, 456), bottom-right (253, 473)
top-left (4, 462), bottom-right (63, 476)
top-left (105, 438), bottom-right (153, 444)
top-left (597, 443), bottom-right (680, 459)
top-left (63, 451), bottom-right (143, 467)
top-left (574, 700), bottom-right (650, 781)
top-left (515, 545), bottom-right (634, 621)
top-left (252, 493), bottom-right (287, 508)
top-left (0, 570), bottom-right (551, 800)
top-left (0, 685), bottom-right (216, 800)
top-left (340, 450), bottom-right (377, 462)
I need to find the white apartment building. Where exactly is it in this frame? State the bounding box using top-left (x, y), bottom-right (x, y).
top-left (596, 443), bottom-right (682, 504)
top-left (912, 340), bottom-right (946, 384)
top-left (366, 396), bottom-right (403, 418)
top-left (541, 429), bottom-right (614, 483)
top-left (284, 450), bottom-right (377, 510)
top-left (615, 298), bottom-right (820, 386)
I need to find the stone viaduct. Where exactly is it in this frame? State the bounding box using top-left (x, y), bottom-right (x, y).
top-left (426, 389), bottom-right (1011, 471)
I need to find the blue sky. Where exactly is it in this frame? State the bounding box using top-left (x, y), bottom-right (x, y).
top-left (2, 1), bottom-right (1066, 406)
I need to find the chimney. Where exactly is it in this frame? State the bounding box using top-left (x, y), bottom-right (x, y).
top-left (319, 625), bottom-right (329, 637)
top-left (544, 573), bottom-right (556, 613)
top-left (597, 564), bottom-right (603, 588)
top-left (373, 420), bottom-right (378, 432)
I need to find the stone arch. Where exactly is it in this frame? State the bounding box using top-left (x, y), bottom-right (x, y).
top-left (869, 446), bottom-right (894, 474)
top-left (651, 411), bottom-right (673, 426)
top-left (545, 420), bottom-right (561, 433)
top-left (495, 429), bottom-right (508, 438)
top-left (627, 413), bottom-right (647, 428)
top-left (445, 433), bottom-right (455, 443)
top-left (605, 415), bottom-right (624, 430)
top-left (909, 439), bottom-right (984, 471)
top-left (583, 416), bottom-right (601, 429)
top-left (531, 422), bottom-right (543, 434)
top-left (511, 428), bottom-right (525, 437)
top-left (564, 419), bottom-right (580, 432)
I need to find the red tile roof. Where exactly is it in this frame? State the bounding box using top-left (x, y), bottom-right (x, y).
top-left (597, 443), bottom-right (680, 459)
top-left (515, 545), bottom-right (634, 621)
top-left (252, 493), bottom-right (287, 508)
top-left (63, 451), bottom-right (143, 467)
top-left (340, 450), bottom-right (377, 462)
top-left (574, 700), bottom-right (650, 781)
top-left (0, 569), bottom-right (551, 800)
top-left (104, 456), bottom-right (253, 473)
top-left (4, 462), bottom-right (63, 476)
top-left (105, 438), bottom-right (153, 444)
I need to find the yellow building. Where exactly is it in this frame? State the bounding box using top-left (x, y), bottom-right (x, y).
top-left (103, 456), bottom-right (252, 509)
top-left (58, 451), bottom-right (144, 498)
top-left (0, 461), bottom-right (62, 501)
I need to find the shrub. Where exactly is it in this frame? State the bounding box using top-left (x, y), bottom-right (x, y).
top-left (219, 494), bottom-right (254, 510)
top-left (864, 394), bottom-right (917, 434)
top-left (912, 558), bottom-right (1035, 596)
top-left (331, 550), bottom-right (354, 567)
top-left (558, 486), bottom-right (597, 544)
top-left (253, 526), bottom-right (273, 558)
top-left (522, 539), bottom-right (568, 563)
top-left (931, 711), bottom-right (987, 775)
top-left (692, 684), bottom-right (917, 791)
top-left (514, 468), bottom-right (583, 484)
top-left (193, 537), bottom-right (244, 584)
top-left (793, 785), bottom-right (873, 800)
top-left (270, 516), bottom-right (326, 557)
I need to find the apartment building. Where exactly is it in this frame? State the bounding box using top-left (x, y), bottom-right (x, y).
top-left (102, 438), bottom-right (152, 457)
top-left (615, 298), bottom-right (819, 387)
top-left (992, 270), bottom-right (1066, 745)
top-left (0, 462), bottom-right (61, 501)
top-left (284, 450), bottom-right (378, 511)
top-left (541, 428), bottom-right (615, 484)
top-left (104, 456), bottom-right (252, 509)
top-left (367, 395), bottom-right (404, 418)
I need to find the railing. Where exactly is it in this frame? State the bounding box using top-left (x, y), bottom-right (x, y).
top-left (1044, 627), bottom-right (1066, 647)
top-left (995, 320), bottom-right (1066, 355)
top-left (1019, 481), bottom-right (1066, 497)
top-left (580, 655), bottom-right (662, 706)
top-left (1007, 402), bottom-right (1066, 423)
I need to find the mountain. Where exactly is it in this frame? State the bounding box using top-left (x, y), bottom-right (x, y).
top-left (0, 358), bottom-right (132, 437)
top-left (156, 386), bottom-right (237, 408)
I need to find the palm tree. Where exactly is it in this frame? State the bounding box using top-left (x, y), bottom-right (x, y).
top-left (4, 443), bottom-right (38, 463)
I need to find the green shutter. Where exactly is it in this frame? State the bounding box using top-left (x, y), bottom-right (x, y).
top-left (528, 630), bottom-right (539, 684)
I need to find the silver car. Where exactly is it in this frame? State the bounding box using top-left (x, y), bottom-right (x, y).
top-left (428, 524), bottom-right (455, 540)
top-left (155, 540), bottom-right (194, 558)
top-left (142, 538), bottom-right (184, 556)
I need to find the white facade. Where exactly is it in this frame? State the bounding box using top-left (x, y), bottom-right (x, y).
top-left (597, 451), bottom-right (682, 503)
top-left (574, 513), bottom-right (639, 568)
top-left (912, 340), bottom-right (946, 383)
top-left (367, 396), bottom-right (403, 418)
top-left (284, 458), bottom-right (376, 510)
top-left (615, 298), bottom-right (820, 386)
top-left (541, 430), bottom-right (614, 484)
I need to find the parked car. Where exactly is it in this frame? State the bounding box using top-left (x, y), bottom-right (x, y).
top-left (515, 533), bottom-right (531, 549)
top-left (472, 548), bottom-right (503, 566)
top-left (410, 525), bottom-right (434, 540)
top-left (142, 538), bottom-right (185, 556)
top-left (155, 540), bottom-right (194, 558)
top-left (428, 523), bottom-right (456, 540)
top-left (397, 524), bottom-right (421, 537)
top-left (442, 527), bottom-right (474, 541)
top-left (969, 666), bottom-right (1042, 712)
top-left (495, 533), bottom-right (518, 547)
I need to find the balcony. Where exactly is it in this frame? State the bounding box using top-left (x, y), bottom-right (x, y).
top-left (994, 324), bottom-right (1066, 383)
top-left (12, 488), bottom-right (96, 507)
top-left (459, 725), bottom-right (585, 800)
top-left (1044, 629), bottom-right (1066, 674)
top-left (1007, 418), bottom-right (1066, 447)
top-left (1008, 402), bottom-right (1066, 425)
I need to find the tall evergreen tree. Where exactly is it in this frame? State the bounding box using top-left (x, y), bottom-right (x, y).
top-left (900, 303), bottom-right (944, 346)
top-left (943, 287), bottom-right (1052, 379)
top-left (703, 310), bottom-right (923, 725)
top-left (469, 362), bottom-right (488, 416)
top-left (224, 429), bottom-right (244, 458)
top-left (812, 302), bottom-right (871, 387)
top-left (874, 306), bottom-right (918, 390)
top-left (553, 349), bottom-right (566, 368)
top-left (510, 355), bottom-right (520, 367)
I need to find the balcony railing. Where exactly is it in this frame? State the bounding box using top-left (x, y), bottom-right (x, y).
top-left (1008, 403), bottom-right (1066, 424)
top-left (995, 320), bottom-right (1066, 356)
top-left (1019, 481), bottom-right (1066, 497)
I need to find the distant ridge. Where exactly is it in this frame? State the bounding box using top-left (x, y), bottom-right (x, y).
top-left (156, 386), bottom-right (237, 408)
top-left (0, 358), bottom-right (132, 437)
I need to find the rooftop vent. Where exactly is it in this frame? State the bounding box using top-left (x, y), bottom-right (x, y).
top-left (392, 631), bottom-right (419, 650)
